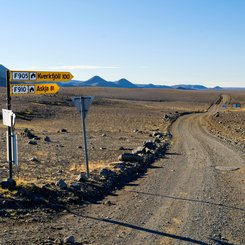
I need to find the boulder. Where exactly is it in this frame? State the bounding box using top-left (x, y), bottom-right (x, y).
top-left (118, 153), bottom-right (143, 162)
top-left (70, 182), bottom-right (81, 191)
top-left (44, 136), bottom-right (51, 142)
top-left (63, 235), bottom-right (75, 244)
top-left (29, 157), bottom-right (39, 162)
top-left (1, 178), bottom-right (16, 190)
top-left (143, 141), bottom-right (156, 150)
top-left (99, 168), bottom-right (117, 179)
top-left (23, 128), bottom-right (36, 139)
top-left (153, 131), bottom-right (163, 138)
top-left (28, 140), bottom-right (37, 145)
top-left (76, 173), bottom-right (88, 182)
top-left (56, 179), bottom-right (67, 189)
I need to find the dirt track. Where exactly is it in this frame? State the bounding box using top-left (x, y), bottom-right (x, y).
top-left (1, 96), bottom-right (244, 244)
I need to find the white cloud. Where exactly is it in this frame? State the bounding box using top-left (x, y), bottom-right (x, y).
top-left (49, 65), bottom-right (120, 70)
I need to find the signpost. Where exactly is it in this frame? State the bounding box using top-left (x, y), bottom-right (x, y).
top-left (72, 96), bottom-right (94, 178)
top-left (10, 71), bottom-right (73, 82)
top-left (3, 68), bottom-right (74, 180)
top-left (10, 84), bottom-right (60, 95)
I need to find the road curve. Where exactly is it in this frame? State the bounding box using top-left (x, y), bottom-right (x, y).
top-left (4, 97), bottom-right (244, 244)
top-left (62, 96), bottom-right (244, 245)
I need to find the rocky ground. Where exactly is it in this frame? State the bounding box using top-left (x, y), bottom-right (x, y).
top-left (0, 88), bottom-right (244, 244)
top-left (0, 88), bottom-right (210, 185)
top-left (205, 103), bottom-right (245, 152)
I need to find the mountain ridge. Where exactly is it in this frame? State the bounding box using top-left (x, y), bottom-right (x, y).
top-left (60, 75), bottom-right (213, 90)
top-left (1, 66), bottom-right (243, 90)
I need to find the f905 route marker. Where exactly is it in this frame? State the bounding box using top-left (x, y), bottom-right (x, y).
top-left (10, 71), bottom-right (73, 82)
top-left (10, 84), bottom-right (60, 95)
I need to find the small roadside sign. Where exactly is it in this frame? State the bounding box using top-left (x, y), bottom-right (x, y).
top-left (9, 71), bottom-right (73, 82)
top-left (10, 84), bottom-right (60, 95)
top-left (72, 96), bottom-right (94, 118)
top-left (2, 109), bottom-right (15, 127)
top-left (71, 96), bottom-right (94, 178)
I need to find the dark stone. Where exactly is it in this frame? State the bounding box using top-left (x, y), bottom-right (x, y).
top-left (70, 182), bottom-right (81, 191)
top-left (56, 179), bottom-right (67, 189)
top-left (103, 200), bottom-right (112, 206)
top-left (76, 173), bottom-right (88, 182)
top-left (30, 157), bottom-right (39, 162)
top-left (1, 178), bottom-right (16, 189)
top-left (99, 169), bottom-right (117, 179)
top-left (44, 136), bottom-right (51, 142)
top-left (118, 153), bottom-right (143, 162)
top-left (32, 196), bottom-right (46, 204)
top-left (143, 141), bottom-right (156, 150)
top-left (61, 128), bottom-right (68, 133)
top-left (28, 140), bottom-right (37, 145)
top-left (24, 128), bottom-right (36, 139)
top-left (153, 131), bottom-right (163, 138)
top-left (63, 235), bottom-right (75, 244)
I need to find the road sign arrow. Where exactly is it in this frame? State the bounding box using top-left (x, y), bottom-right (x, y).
top-left (10, 84), bottom-right (60, 96)
top-left (35, 84), bottom-right (60, 94)
top-left (10, 70), bottom-right (74, 82)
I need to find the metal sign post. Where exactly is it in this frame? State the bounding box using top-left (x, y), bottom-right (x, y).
top-left (81, 97), bottom-right (90, 178)
top-left (3, 67), bottom-right (74, 180)
top-left (6, 70), bottom-right (13, 179)
top-left (72, 96), bottom-right (94, 178)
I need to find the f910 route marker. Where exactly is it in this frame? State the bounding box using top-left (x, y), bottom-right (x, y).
top-left (4, 68), bottom-right (74, 181)
top-left (10, 71), bottom-right (73, 82)
top-left (10, 84), bottom-right (60, 95)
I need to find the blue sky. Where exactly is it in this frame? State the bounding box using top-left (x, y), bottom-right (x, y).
top-left (0, 0), bottom-right (245, 87)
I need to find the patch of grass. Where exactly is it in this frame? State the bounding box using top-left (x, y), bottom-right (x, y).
top-left (69, 161), bottom-right (112, 173)
top-left (0, 186), bottom-right (17, 198)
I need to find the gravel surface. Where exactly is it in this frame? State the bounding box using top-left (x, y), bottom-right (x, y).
top-left (0, 95), bottom-right (244, 244)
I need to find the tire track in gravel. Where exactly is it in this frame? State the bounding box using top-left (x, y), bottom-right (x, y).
top-left (1, 95), bottom-right (244, 245)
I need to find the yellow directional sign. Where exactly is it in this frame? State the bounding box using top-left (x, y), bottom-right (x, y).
top-left (10, 84), bottom-right (60, 96)
top-left (9, 71), bottom-right (73, 82)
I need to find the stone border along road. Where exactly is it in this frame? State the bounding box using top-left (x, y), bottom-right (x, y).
top-left (58, 94), bottom-right (244, 245)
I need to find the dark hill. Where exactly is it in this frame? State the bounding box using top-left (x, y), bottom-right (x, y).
top-left (0, 65), bottom-right (8, 86)
top-left (114, 78), bottom-right (137, 88)
top-left (172, 84), bottom-right (208, 90)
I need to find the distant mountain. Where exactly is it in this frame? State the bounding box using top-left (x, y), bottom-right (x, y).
top-left (213, 86), bottom-right (223, 90)
top-left (136, 83), bottom-right (171, 89)
top-left (60, 76), bottom-right (172, 89)
top-left (171, 84), bottom-right (208, 90)
top-left (1, 70), bottom-right (242, 90)
top-left (114, 78), bottom-right (137, 88)
top-left (59, 77), bottom-right (226, 90)
top-left (175, 86), bottom-right (195, 90)
top-left (0, 64), bottom-right (8, 86)
top-left (83, 76), bottom-right (116, 87)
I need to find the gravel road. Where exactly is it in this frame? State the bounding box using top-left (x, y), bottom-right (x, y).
top-left (1, 97), bottom-right (244, 245)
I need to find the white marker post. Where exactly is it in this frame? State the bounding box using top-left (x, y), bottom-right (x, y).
top-left (72, 96), bottom-right (94, 178)
top-left (2, 108), bottom-right (17, 177)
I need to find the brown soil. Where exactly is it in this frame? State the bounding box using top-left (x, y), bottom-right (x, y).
top-left (0, 88), bottom-right (244, 245)
top-left (0, 88), bottom-right (212, 185)
top-left (205, 94), bottom-right (245, 150)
